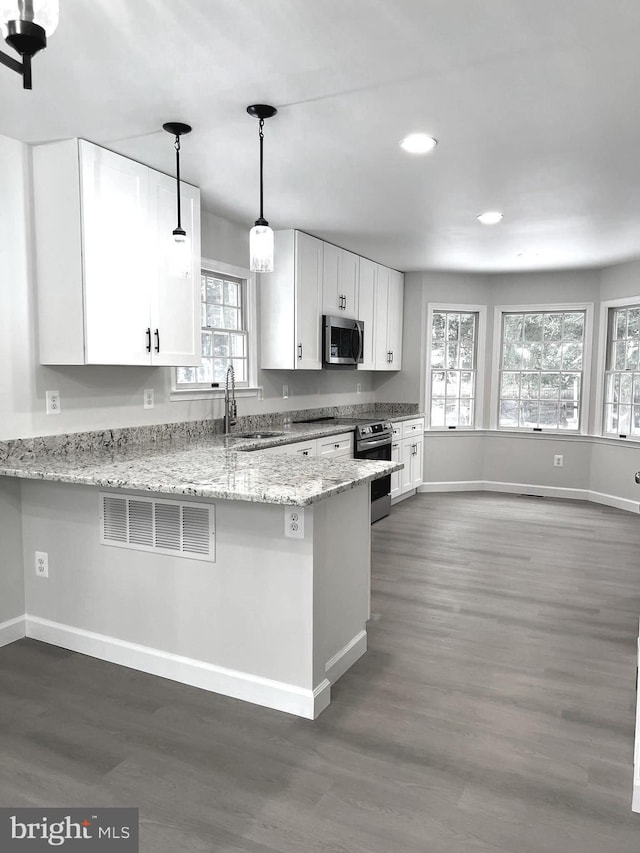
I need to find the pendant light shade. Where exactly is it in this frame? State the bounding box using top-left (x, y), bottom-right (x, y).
top-left (247, 104), bottom-right (277, 273)
top-left (0, 0), bottom-right (58, 89)
top-left (250, 223), bottom-right (274, 273)
top-left (163, 121), bottom-right (192, 279)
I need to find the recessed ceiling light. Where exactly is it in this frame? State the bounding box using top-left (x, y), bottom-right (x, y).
top-left (400, 133), bottom-right (437, 154)
top-left (477, 211), bottom-right (503, 225)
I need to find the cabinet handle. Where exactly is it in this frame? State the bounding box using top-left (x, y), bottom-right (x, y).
top-left (334, 443), bottom-right (340, 448)
top-left (154, 329), bottom-right (160, 353)
top-left (298, 343), bottom-right (303, 359)
top-left (392, 443), bottom-right (399, 449)
top-left (412, 443), bottom-right (417, 455)
top-left (302, 450), bottom-right (309, 456)
top-left (145, 328), bottom-right (151, 353)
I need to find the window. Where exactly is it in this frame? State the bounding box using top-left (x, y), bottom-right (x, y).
top-left (497, 309), bottom-right (586, 430)
top-left (603, 304), bottom-right (640, 436)
top-left (428, 308), bottom-right (481, 428)
top-left (176, 267), bottom-right (250, 388)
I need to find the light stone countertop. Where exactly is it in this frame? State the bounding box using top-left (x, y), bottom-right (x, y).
top-left (0, 419), bottom-right (410, 506)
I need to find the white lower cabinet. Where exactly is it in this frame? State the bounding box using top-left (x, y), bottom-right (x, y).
top-left (390, 431), bottom-right (402, 500)
top-left (317, 433), bottom-right (354, 460)
top-left (265, 439), bottom-right (318, 457)
top-left (253, 431), bottom-right (354, 460)
top-left (394, 418), bottom-right (424, 500)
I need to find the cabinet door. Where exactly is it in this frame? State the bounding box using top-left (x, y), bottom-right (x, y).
top-left (292, 441), bottom-right (318, 457)
top-left (358, 257), bottom-right (377, 370)
top-left (390, 439), bottom-right (402, 499)
top-left (386, 269), bottom-right (404, 369)
top-left (373, 264), bottom-right (390, 370)
top-left (411, 436), bottom-right (424, 488)
top-left (322, 242), bottom-right (341, 315)
top-left (400, 439), bottom-right (413, 493)
top-left (150, 173), bottom-right (201, 366)
top-left (80, 141), bottom-right (152, 364)
top-left (294, 232), bottom-right (323, 370)
top-left (322, 245), bottom-right (359, 319)
top-left (317, 432), bottom-right (354, 459)
top-left (340, 250), bottom-right (359, 318)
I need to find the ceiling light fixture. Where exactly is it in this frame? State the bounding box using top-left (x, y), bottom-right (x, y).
top-left (163, 121), bottom-right (192, 279)
top-left (0, 0), bottom-right (58, 89)
top-left (247, 103), bottom-right (277, 273)
top-left (477, 211), bottom-right (504, 225)
top-left (400, 133), bottom-right (437, 154)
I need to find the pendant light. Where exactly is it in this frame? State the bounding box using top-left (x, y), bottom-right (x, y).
top-left (163, 121), bottom-right (192, 279)
top-left (247, 104), bottom-right (277, 273)
top-left (0, 0), bottom-right (59, 89)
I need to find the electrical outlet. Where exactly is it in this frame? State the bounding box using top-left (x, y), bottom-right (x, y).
top-left (144, 388), bottom-right (154, 409)
top-left (553, 454), bottom-right (564, 467)
top-left (282, 385), bottom-right (289, 399)
top-left (35, 551), bottom-right (49, 578)
top-left (45, 390), bottom-right (61, 415)
top-left (356, 383), bottom-right (362, 394)
top-left (284, 506), bottom-right (305, 539)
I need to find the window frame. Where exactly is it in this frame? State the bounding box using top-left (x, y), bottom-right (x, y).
top-left (595, 294), bottom-right (640, 441)
top-left (490, 301), bottom-right (594, 434)
top-left (171, 258), bottom-right (259, 400)
top-left (425, 303), bottom-right (487, 430)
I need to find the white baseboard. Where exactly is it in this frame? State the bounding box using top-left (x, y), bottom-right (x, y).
top-left (418, 481), bottom-right (640, 513)
top-left (588, 490), bottom-right (640, 514)
top-left (325, 629), bottom-right (367, 684)
top-left (0, 615), bottom-right (26, 648)
top-left (419, 480), bottom-right (486, 493)
top-left (25, 615), bottom-right (330, 720)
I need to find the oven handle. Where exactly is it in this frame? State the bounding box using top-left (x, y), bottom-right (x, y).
top-left (356, 436), bottom-right (392, 450)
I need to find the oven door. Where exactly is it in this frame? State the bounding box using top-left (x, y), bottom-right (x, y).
top-left (355, 436), bottom-right (392, 503)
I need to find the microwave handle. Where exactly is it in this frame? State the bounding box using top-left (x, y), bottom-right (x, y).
top-left (352, 322), bottom-right (363, 363)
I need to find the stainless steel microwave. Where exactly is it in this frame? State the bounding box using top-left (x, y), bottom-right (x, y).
top-left (322, 315), bottom-right (364, 366)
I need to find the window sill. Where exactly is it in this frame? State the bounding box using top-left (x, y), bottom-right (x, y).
top-left (170, 386), bottom-right (263, 402)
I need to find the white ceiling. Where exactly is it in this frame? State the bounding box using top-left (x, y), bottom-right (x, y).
top-left (3, 0), bottom-right (640, 273)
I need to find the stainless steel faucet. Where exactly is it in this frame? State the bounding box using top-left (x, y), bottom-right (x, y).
top-left (223, 365), bottom-right (237, 434)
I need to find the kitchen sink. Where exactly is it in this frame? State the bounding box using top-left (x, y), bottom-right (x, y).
top-left (233, 431), bottom-right (285, 439)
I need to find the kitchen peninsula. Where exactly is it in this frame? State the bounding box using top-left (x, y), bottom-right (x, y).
top-left (0, 417), bottom-right (404, 719)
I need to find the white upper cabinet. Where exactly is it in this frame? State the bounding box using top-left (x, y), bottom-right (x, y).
top-left (357, 257), bottom-right (377, 371)
top-left (150, 172), bottom-right (201, 367)
top-left (32, 138), bottom-right (201, 366)
top-left (387, 268), bottom-right (404, 369)
top-left (373, 264), bottom-right (404, 371)
top-left (260, 230), bottom-right (323, 370)
top-left (260, 230), bottom-right (401, 372)
top-left (322, 243), bottom-right (359, 319)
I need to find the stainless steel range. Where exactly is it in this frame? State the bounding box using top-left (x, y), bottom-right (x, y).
top-left (353, 421), bottom-right (393, 523)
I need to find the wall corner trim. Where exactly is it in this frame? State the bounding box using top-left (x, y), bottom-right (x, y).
top-left (0, 615), bottom-right (26, 648)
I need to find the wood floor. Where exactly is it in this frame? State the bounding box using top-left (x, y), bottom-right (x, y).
top-left (1, 492), bottom-right (640, 852)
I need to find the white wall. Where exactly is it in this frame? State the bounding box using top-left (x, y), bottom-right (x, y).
top-left (0, 135), bottom-right (377, 443)
top-left (0, 478), bottom-right (24, 627)
top-left (380, 263), bottom-right (640, 508)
